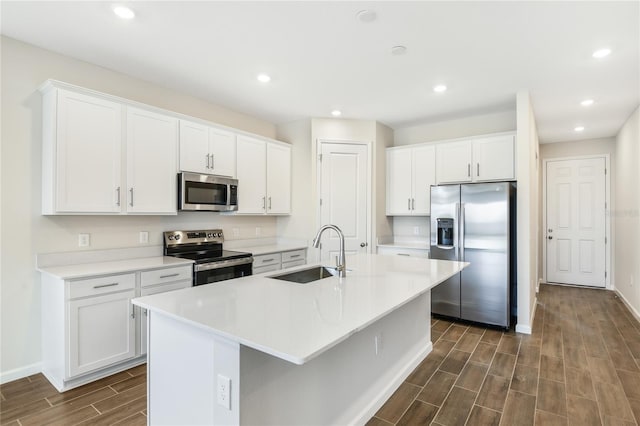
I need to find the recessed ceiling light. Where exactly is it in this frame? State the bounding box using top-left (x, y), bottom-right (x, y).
top-left (433, 84), bottom-right (447, 93)
top-left (356, 10), bottom-right (377, 23)
top-left (574, 126), bottom-right (585, 132)
top-left (592, 48), bottom-right (611, 59)
top-left (331, 110), bottom-right (342, 117)
top-left (257, 73), bottom-right (271, 83)
top-left (113, 5), bottom-right (135, 20)
top-left (581, 99), bottom-right (594, 107)
top-left (391, 46), bottom-right (407, 56)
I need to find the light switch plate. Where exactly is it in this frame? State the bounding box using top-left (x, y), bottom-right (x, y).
top-left (78, 233), bottom-right (90, 247)
top-left (139, 231), bottom-right (149, 244)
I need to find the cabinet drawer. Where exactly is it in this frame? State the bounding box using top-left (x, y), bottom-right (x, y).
top-left (282, 259), bottom-right (306, 269)
top-left (281, 249), bottom-right (306, 263)
top-left (377, 246), bottom-right (430, 258)
top-left (68, 273), bottom-right (136, 299)
top-left (253, 263), bottom-right (281, 275)
top-left (253, 253), bottom-right (281, 268)
top-left (141, 280), bottom-right (191, 297)
top-left (141, 265), bottom-right (192, 288)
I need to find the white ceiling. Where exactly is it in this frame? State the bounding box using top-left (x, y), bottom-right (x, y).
top-left (2, 1), bottom-right (638, 143)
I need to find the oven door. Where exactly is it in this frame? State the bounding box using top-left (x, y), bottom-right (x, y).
top-left (194, 257), bottom-right (253, 285)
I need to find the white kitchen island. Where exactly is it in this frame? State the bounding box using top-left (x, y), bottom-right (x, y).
top-left (132, 253), bottom-right (467, 425)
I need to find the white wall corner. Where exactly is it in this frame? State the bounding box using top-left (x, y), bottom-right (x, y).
top-left (615, 290), bottom-right (640, 324)
top-left (516, 296), bottom-right (537, 335)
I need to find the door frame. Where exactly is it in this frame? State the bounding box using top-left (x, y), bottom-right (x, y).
top-left (542, 154), bottom-right (611, 288)
top-left (316, 139), bottom-right (373, 258)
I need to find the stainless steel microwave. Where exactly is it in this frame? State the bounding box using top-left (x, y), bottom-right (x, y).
top-left (178, 173), bottom-right (238, 212)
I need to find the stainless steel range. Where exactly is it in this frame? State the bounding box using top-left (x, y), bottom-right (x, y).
top-left (164, 229), bottom-right (253, 286)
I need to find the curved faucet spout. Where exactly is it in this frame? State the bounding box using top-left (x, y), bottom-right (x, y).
top-left (312, 224), bottom-right (346, 278)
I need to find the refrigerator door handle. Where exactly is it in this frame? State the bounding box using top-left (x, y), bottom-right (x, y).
top-left (436, 245), bottom-right (455, 250)
top-left (459, 203), bottom-right (465, 261)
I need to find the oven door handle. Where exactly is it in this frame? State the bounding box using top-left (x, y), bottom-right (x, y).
top-left (194, 257), bottom-right (254, 272)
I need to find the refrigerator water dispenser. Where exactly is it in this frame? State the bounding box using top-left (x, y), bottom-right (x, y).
top-left (436, 218), bottom-right (454, 247)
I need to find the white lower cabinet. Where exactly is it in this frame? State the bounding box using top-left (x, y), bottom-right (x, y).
top-left (252, 249), bottom-right (307, 274)
top-left (41, 263), bottom-right (192, 392)
top-left (68, 289), bottom-right (136, 377)
top-left (377, 246), bottom-right (430, 258)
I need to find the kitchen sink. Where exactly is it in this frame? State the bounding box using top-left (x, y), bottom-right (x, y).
top-left (269, 266), bottom-right (340, 284)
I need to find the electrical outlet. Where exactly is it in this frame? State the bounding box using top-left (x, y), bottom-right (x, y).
top-left (374, 333), bottom-right (383, 355)
top-left (217, 374), bottom-right (231, 410)
top-left (413, 226), bottom-right (420, 236)
top-left (232, 228), bottom-right (240, 238)
top-left (78, 233), bottom-right (90, 247)
top-left (139, 231), bottom-right (149, 244)
top-left (255, 227), bottom-right (262, 237)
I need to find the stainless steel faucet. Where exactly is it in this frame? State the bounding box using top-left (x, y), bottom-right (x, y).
top-left (312, 224), bottom-right (346, 278)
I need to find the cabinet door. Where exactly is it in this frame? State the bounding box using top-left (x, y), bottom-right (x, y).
top-left (236, 136), bottom-right (266, 214)
top-left (386, 148), bottom-right (413, 215)
top-left (436, 140), bottom-right (473, 183)
top-left (266, 143), bottom-right (291, 214)
top-left (209, 128), bottom-right (236, 178)
top-left (473, 135), bottom-right (515, 181)
top-left (126, 107), bottom-right (178, 214)
top-left (139, 280), bottom-right (191, 356)
top-left (55, 90), bottom-right (122, 213)
top-left (68, 290), bottom-right (136, 378)
top-left (412, 145), bottom-right (436, 215)
top-left (179, 120), bottom-right (209, 174)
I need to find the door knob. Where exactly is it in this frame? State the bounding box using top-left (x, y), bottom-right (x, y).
top-left (360, 242), bottom-right (368, 247)
top-left (548, 236), bottom-right (553, 240)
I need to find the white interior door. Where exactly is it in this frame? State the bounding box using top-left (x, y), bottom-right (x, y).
top-left (546, 158), bottom-right (606, 287)
top-left (319, 142), bottom-right (369, 263)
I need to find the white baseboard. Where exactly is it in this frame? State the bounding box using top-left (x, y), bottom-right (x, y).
top-left (0, 362), bottom-right (42, 385)
top-left (615, 290), bottom-right (640, 323)
top-left (515, 296), bottom-right (537, 335)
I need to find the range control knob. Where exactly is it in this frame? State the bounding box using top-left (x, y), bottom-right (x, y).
top-left (216, 232), bottom-right (222, 238)
top-left (174, 234), bottom-right (180, 240)
top-left (168, 235), bottom-right (174, 240)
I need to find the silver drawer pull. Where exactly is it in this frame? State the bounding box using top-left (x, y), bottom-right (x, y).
top-left (159, 273), bottom-right (180, 279)
top-left (397, 253), bottom-right (411, 257)
top-left (289, 254), bottom-right (301, 258)
top-left (262, 258), bottom-right (275, 263)
top-left (93, 283), bottom-right (118, 289)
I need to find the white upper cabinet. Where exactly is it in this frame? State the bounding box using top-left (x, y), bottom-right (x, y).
top-left (179, 120), bottom-right (236, 177)
top-left (436, 133), bottom-right (515, 184)
top-left (126, 107), bottom-right (178, 214)
top-left (42, 88), bottom-right (122, 214)
top-left (472, 134), bottom-right (515, 181)
top-left (386, 145), bottom-right (435, 216)
top-left (236, 135), bottom-right (291, 215)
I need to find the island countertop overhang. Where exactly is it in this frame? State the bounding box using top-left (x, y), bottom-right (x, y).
top-left (132, 254), bottom-right (468, 365)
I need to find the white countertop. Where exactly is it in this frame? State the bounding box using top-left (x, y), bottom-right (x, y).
top-left (37, 256), bottom-right (194, 280)
top-left (239, 243), bottom-right (307, 256)
top-left (133, 254), bottom-right (467, 365)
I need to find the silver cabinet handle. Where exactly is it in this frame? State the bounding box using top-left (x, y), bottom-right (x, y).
top-left (206, 153), bottom-right (210, 169)
top-left (268, 197), bottom-right (272, 210)
top-left (93, 283), bottom-right (118, 289)
top-left (397, 253), bottom-right (410, 256)
top-left (131, 304), bottom-right (135, 319)
top-left (159, 273), bottom-right (179, 279)
top-left (477, 163), bottom-right (480, 177)
top-left (144, 309), bottom-right (148, 317)
top-left (289, 254), bottom-right (301, 258)
top-left (412, 198), bottom-right (415, 210)
top-left (262, 258), bottom-right (275, 263)
top-left (467, 164), bottom-right (471, 177)
top-left (408, 198), bottom-right (411, 210)
top-left (262, 197), bottom-right (266, 210)
top-left (129, 188), bottom-right (134, 207)
top-left (211, 154), bottom-right (214, 170)
top-left (116, 187), bottom-right (121, 206)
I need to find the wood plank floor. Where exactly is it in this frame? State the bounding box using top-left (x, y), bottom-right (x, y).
top-left (1, 284), bottom-right (639, 425)
top-left (369, 284), bottom-right (640, 426)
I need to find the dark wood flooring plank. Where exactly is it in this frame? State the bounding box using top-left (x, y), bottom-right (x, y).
top-left (79, 396), bottom-right (146, 425)
top-left (470, 342), bottom-right (497, 365)
top-left (455, 362), bottom-right (488, 392)
top-left (46, 370), bottom-right (132, 406)
top-left (405, 357), bottom-right (443, 387)
top-left (567, 395), bottom-right (601, 426)
top-left (497, 335), bottom-right (521, 355)
top-left (432, 319), bottom-right (454, 333)
top-left (488, 352), bottom-right (516, 378)
top-left (537, 378), bottom-right (567, 416)
top-left (396, 400), bottom-right (438, 426)
top-left (540, 354), bottom-right (565, 383)
top-left (517, 344), bottom-right (541, 367)
top-left (20, 387), bottom-right (115, 426)
top-left (112, 411), bottom-right (147, 426)
top-left (481, 329), bottom-right (503, 345)
top-left (615, 369), bottom-right (640, 400)
top-left (46, 406), bottom-right (100, 426)
top-left (467, 405), bottom-right (501, 426)
top-left (565, 367), bottom-right (596, 400)
top-left (416, 370), bottom-right (457, 406)
top-left (500, 390), bottom-right (536, 426)
top-left (109, 374), bottom-right (147, 393)
top-left (627, 398), bottom-right (640, 425)
top-left (433, 386), bottom-right (476, 426)
top-left (593, 381), bottom-right (635, 421)
top-left (441, 325), bottom-right (468, 342)
top-left (0, 398), bottom-right (51, 424)
top-left (440, 350), bottom-right (471, 375)
top-left (475, 374), bottom-right (510, 412)
top-left (535, 410), bottom-right (568, 426)
top-left (126, 364), bottom-right (146, 377)
top-left (510, 364), bottom-right (539, 396)
top-left (365, 416), bottom-right (393, 426)
top-left (92, 383), bottom-right (146, 414)
top-left (454, 332), bottom-right (481, 353)
top-left (587, 356), bottom-right (620, 385)
top-left (563, 345), bottom-right (588, 370)
top-left (375, 382), bottom-right (421, 424)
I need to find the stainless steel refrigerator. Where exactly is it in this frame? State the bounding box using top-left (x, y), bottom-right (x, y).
top-left (430, 182), bottom-right (516, 328)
